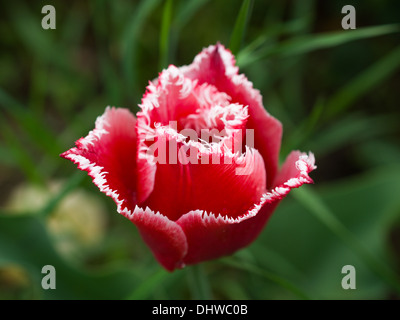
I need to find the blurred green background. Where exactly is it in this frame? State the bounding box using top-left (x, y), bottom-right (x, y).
top-left (1, 0), bottom-right (400, 300)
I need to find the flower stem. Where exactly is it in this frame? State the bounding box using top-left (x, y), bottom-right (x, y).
top-left (186, 264), bottom-right (212, 300)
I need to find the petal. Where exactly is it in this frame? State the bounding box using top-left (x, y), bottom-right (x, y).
top-left (181, 43), bottom-right (283, 188)
top-left (247, 108), bottom-right (282, 189)
top-left (176, 151), bottom-right (316, 265)
top-left (139, 65), bottom-right (231, 128)
top-left (123, 206), bottom-right (188, 271)
top-left (140, 126), bottom-right (267, 221)
top-left (273, 151), bottom-right (317, 188)
top-left (175, 205), bottom-right (275, 265)
top-left (60, 107), bottom-right (138, 213)
top-left (136, 66), bottom-right (231, 203)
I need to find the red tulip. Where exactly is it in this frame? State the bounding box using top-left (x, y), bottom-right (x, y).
top-left (61, 44), bottom-right (316, 271)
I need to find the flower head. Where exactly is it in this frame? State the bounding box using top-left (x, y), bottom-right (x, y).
top-left (61, 43), bottom-right (316, 271)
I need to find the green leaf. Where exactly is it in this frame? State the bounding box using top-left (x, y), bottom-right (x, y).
top-left (90, 1), bottom-right (123, 104)
top-left (0, 88), bottom-right (63, 157)
top-left (220, 256), bottom-right (310, 300)
top-left (229, 0), bottom-right (254, 55)
top-left (121, 0), bottom-right (162, 99)
top-left (5, 2), bottom-right (79, 75)
top-left (292, 186), bottom-right (400, 295)
top-left (325, 44), bottom-right (400, 118)
top-left (174, 0), bottom-right (211, 29)
top-left (39, 172), bottom-right (86, 218)
top-left (126, 268), bottom-right (170, 300)
top-left (0, 214), bottom-right (139, 299)
top-left (169, 0), bottom-right (211, 62)
top-left (282, 96), bottom-right (325, 155)
top-left (280, 24), bottom-right (400, 57)
top-left (241, 24), bottom-right (400, 66)
top-left (0, 117), bottom-right (44, 184)
top-left (261, 165), bottom-right (400, 298)
top-left (306, 113), bottom-right (397, 157)
top-left (159, 0), bottom-right (173, 70)
top-left (236, 18), bottom-right (306, 67)
top-left (353, 139), bottom-right (400, 168)
top-left (186, 264), bottom-right (212, 299)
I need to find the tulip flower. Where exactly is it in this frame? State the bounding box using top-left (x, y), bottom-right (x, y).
top-left (61, 44), bottom-right (316, 271)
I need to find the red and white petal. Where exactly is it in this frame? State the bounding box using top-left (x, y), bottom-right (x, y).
top-left (186, 146), bottom-right (266, 219)
top-left (176, 199), bottom-right (279, 265)
top-left (136, 66), bottom-right (232, 204)
top-left (139, 66), bottom-right (197, 126)
top-left (180, 43), bottom-right (283, 188)
top-left (273, 151), bottom-right (316, 189)
top-left (139, 65), bottom-right (230, 128)
top-left (246, 108), bottom-right (282, 189)
top-left (123, 206), bottom-right (188, 271)
top-left (140, 126), bottom-right (267, 222)
top-left (176, 151), bottom-right (316, 266)
top-left (180, 43), bottom-right (239, 83)
top-left (60, 107), bottom-right (138, 214)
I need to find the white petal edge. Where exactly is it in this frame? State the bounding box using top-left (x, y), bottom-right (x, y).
top-left (179, 44), bottom-right (265, 114)
top-left (176, 152), bottom-right (316, 224)
top-left (62, 106), bottom-right (133, 215)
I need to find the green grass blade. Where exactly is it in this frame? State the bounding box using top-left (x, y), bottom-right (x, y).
top-left (237, 18), bottom-right (306, 67)
top-left (90, 0), bottom-right (123, 104)
top-left (0, 118), bottom-right (44, 184)
top-left (186, 264), bottom-right (212, 299)
top-left (292, 186), bottom-right (400, 295)
top-left (175, 0), bottom-right (210, 29)
top-left (290, 0), bottom-right (315, 34)
top-left (220, 257), bottom-right (311, 300)
top-left (251, 245), bottom-right (307, 281)
top-left (159, 0), bottom-right (173, 70)
top-left (39, 172), bottom-right (86, 218)
top-left (229, 0), bottom-right (254, 55)
top-left (126, 268), bottom-right (170, 300)
top-left (0, 88), bottom-right (62, 156)
top-left (121, 0), bottom-right (162, 99)
top-left (279, 23), bottom-right (400, 57)
top-left (169, 0), bottom-right (211, 63)
top-left (307, 113), bottom-right (397, 157)
top-left (325, 44), bottom-right (400, 118)
top-left (282, 96), bottom-right (325, 155)
top-left (5, 2), bottom-right (78, 74)
top-left (245, 24), bottom-right (400, 65)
